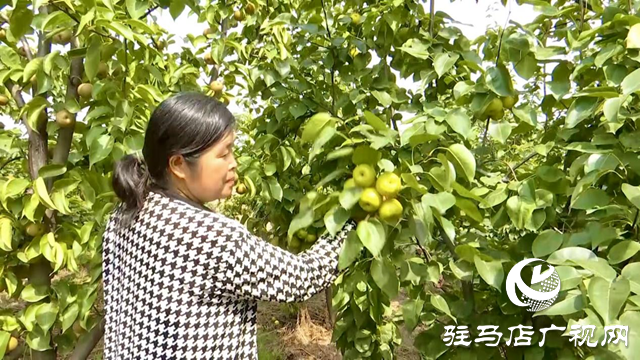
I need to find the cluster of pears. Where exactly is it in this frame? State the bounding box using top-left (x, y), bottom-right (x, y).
top-left (291, 227), bottom-right (318, 248)
top-left (480, 94), bottom-right (519, 120)
top-left (346, 164), bottom-right (404, 223)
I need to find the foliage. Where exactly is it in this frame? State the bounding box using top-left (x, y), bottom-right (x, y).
top-left (2, 0), bottom-right (640, 359)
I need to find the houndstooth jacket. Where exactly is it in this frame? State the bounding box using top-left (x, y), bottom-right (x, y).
top-left (101, 187), bottom-right (355, 359)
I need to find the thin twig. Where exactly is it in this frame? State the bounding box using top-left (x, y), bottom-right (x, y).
top-left (0, 156), bottom-right (22, 172)
top-left (123, 39), bottom-right (128, 95)
top-left (495, 0), bottom-right (512, 65)
top-left (141, 5), bottom-right (160, 19)
top-left (482, 117), bottom-right (490, 144)
top-left (501, 152), bottom-right (538, 183)
top-left (320, 0), bottom-right (332, 40)
top-left (413, 237), bottom-right (432, 263)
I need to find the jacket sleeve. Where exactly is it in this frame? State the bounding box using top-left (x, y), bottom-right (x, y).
top-left (209, 218), bottom-right (357, 303)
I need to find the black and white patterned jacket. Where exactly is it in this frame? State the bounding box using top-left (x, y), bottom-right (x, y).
top-left (102, 188), bottom-right (355, 359)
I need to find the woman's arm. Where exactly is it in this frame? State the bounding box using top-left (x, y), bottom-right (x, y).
top-left (208, 218), bottom-right (357, 303)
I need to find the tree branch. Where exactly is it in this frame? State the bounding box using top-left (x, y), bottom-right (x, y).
top-left (69, 318), bottom-right (106, 360)
top-left (0, 156), bottom-right (22, 172)
top-left (437, 225), bottom-right (475, 311)
top-left (501, 152), bottom-right (538, 183)
top-left (320, 0), bottom-right (337, 113)
top-left (482, 117), bottom-right (490, 144)
top-left (141, 5), bottom-right (160, 19)
top-left (429, 0), bottom-right (435, 37)
top-left (52, 37), bottom-right (81, 167)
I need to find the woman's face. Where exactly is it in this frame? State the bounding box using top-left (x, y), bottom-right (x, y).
top-left (170, 130), bottom-right (238, 204)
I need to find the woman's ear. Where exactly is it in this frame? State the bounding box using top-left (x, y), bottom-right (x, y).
top-left (168, 154), bottom-right (189, 180)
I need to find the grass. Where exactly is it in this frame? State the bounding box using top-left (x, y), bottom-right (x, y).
top-left (257, 328), bottom-right (286, 360)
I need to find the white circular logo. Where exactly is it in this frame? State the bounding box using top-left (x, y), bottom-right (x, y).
top-left (506, 258), bottom-right (561, 312)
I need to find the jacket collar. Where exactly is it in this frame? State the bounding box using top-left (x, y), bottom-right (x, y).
top-left (148, 185), bottom-right (211, 212)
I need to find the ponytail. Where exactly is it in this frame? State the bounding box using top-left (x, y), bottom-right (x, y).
top-left (112, 154), bottom-right (150, 226)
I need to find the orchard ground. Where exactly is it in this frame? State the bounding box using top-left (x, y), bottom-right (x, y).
top-left (0, 284), bottom-right (422, 359)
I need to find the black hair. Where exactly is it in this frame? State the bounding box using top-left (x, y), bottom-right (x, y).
top-left (112, 91), bottom-right (236, 226)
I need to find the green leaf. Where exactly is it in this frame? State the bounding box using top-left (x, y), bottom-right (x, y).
top-left (608, 240), bottom-right (640, 264)
top-left (474, 255), bottom-right (503, 291)
top-left (434, 52), bottom-right (459, 78)
top-left (588, 276), bottom-right (630, 325)
top-left (485, 64), bottom-right (514, 97)
top-left (26, 326), bottom-right (51, 351)
top-left (289, 103), bottom-right (308, 119)
top-left (34, 178), bottom-right (58, 212)
top-left (571, 188), bottom-right (610, 210)
top-left (455, 197), bottom-right (483, 222)
top-left (61, 303), bottom-right (79, 333)
top-left (38, 164), bottom-right (67, 179)
top-left (622, 263), bottom-right (640, 294)
top-left (371, 91), bottom-right (392, 107)
top-left (339, 187), bottom-right (363, 210)
top-left (324, 206), bottom-right (349, 237)
top-left (351, 145), bottom-right (381, 165)
top-left (618, 311), bottom-right (640, 360)
top-left (549, 62), bottom-right (571, 99)
top-left (356, 218), bottom-right (386, 257)
top-left (126, 0), bottom-right (149, 19)
top-left (21, 284), bottom-right (49, 302)
top-left (169, 0), bottom-right (186, 19)
top-left (287, 207), bottom-right (313, 239)
top-left (363, 111), bottom-right (387, 131)
top-left (0, 217), bottom-right (12, 252)
top-left (488, 121), bottom-right (512, 144)
top-left (445, 108), bottom-right (471, 139)
top-left (532, 229), bottom-right (563, 257)
top-left (566, 97), bottom-right (599, 128)
top-left (422, 192), bottom-right (455, 214)
top-left (371, 258), bottom-right (399, 298)
top-left (10, 3), bottom-right (33, 39)
top-left (447, 144), bottom-right (475, 183)
top-left (0, 331), bottom-right (9, 359)
top-left (326, 147), bottom-right (353, 161)
top-left (431, 294), bottom-right (456, 322)
top-left (309, 126), bottom-right (336, 162)
top-left (514, 53), bottom-right (538, 80)
top-left (301, 112), bottom-right (335, 143)
top-left (534, 291), bottom-right (585, 316)
top-left (338, 230), bottom-right (362, 270)
top-left (23, 58), bottom-right (43, 84)
top-left (85, 36), bottom-right (101, 80)
top-left (99, 21), bottom-right (136, 43)
top-left (89, 134), bottom-right (115, 167)
top-left (622, 183), bottom-right (640, 209)
top-left (265, 177), bottom-right (283, 202)
top-left (480, 184), bottom-right (508, 208)
top-left (35, 302), bottom-right (58, 333)
top-left (622, 68), bottom-right (640, 95)
top-left (547, 247), bottom-right (597, 267)
top-left (402, 299), bottom-right (425, 331)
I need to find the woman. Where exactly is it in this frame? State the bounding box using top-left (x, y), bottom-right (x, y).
top-left (102, 92), bottom-right (355, 359)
